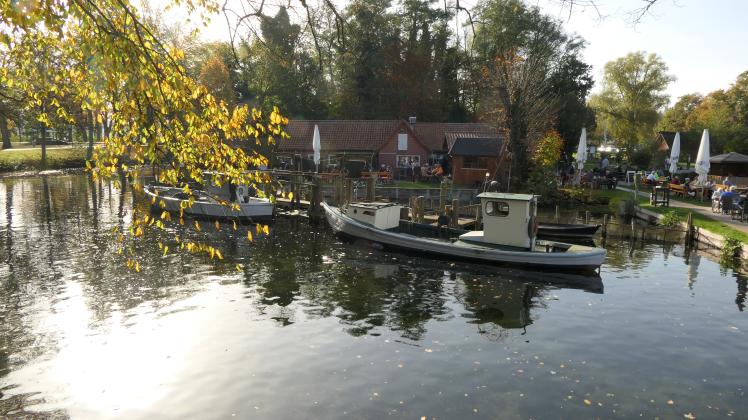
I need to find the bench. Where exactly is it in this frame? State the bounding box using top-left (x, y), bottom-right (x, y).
top-left (668, 183), bottom-right (687, 197)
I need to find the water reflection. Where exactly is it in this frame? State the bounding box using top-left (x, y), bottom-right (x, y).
top-left (1, 174), bottom-right (747, 419)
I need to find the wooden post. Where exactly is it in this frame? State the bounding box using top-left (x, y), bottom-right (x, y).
top-left (602, 214), bottom-right (608, 238)
top-left (345, 178), bottom-right (354, 204)
top-left (367, 176), bottom-right (375, 202)
top-left (585, 211), bottom-right (590, 225)
top-left (295, 174), bottom-right (301, 208)
top-left (409, 196), bottom-right (415, 220)
top-left (555, 205), bottom-right (560, 224)
top-left (439, 181), bottom-right (448, 212)
top-left (451, 198), bottom-right (459, 228)
top-left (685, 212), bottom-right (694, 245)
top-left (416, 196), bottom-right (425, 223)
top-left (308, 175), bottom-right (322, 225)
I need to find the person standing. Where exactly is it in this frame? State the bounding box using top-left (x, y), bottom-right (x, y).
top-left (601, 155), bottom-right (609, 170)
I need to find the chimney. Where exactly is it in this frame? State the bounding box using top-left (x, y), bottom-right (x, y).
top-left (408, 116), bottom-right (417, 126)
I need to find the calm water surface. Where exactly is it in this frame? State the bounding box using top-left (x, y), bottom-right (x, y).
top-left (0, 174), bottom-right (746, 419)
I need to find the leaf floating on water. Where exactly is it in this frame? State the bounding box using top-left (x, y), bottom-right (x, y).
top-left (236, 264), bottom-right (242, 272)
top-left (684, 413), bottom-right (696, 420)
top-left (215, 220), bottom-right (220, 230)
top-left (668, 400), bottom-right (675, 405)
top-left (194, 220), bottom-right (201, 231)
top-left (424, 349), bottom-right (433, 353)
top-left (233, 220), bottom-right (237, 231)
top-left (584, 399), bottom-right (592, 406)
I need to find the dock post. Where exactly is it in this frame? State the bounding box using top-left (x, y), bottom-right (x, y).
top-left (555, 205), bottom-right (560, 224)
top-left (585, 211), bottom-right (590, 225)
top-left (451, 198), bottom-right (459, 228)
top-left (308, 175), bottom-right (323, 225)
top-left (685, 212), bottom-right (694, 245)
top-left (602, 214), bottom-right (608, 238)
top-left (367, 176), bottom-right (375, 202)
top-left (295, 174), bottom-right (302, 208)
top-left (345, 178), bottom-right (354, 204)
top-left (439, 181), bottom-right (448, 212)
top-left (416, 196), bottom-right (425, 223)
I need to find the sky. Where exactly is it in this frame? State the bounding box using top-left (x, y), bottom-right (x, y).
top-left (154, 0), bottom-right (748, 104)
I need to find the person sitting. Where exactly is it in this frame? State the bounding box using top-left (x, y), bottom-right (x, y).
top-left (644, 171), bottom-right (658, 184)
top-left (712, 187), bottom-right (724, 212)
top-left (720, 186), bottom-right (738, 214)
top-left (670, 176), bottom-right (681, 185)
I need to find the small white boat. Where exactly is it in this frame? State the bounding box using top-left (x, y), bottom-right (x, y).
top-left (144, 183), bottom-right (274, 221)
top-left (322, 193), bottom-right (606, 270)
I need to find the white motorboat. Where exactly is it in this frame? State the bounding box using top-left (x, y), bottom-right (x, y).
top-left (322, 193), bottom-right (606, 270)
top-left (144, 183), bottom-right (274, 221)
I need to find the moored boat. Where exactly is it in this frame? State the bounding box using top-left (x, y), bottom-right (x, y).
top-left (144, 183), bottom-right (274, 221)
top-left (323, 193), bottom-right (606, 270)
top-left (537, 222), bottom-right (601, 239)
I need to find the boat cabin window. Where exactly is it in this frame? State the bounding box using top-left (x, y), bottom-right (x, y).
top-left (485, 201), bottom-right (510, 217)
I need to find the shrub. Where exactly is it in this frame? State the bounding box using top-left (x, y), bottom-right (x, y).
top-left (720, 235), bottom-right (742, 267)
top-left (660, 211), bottom-right (681, 227)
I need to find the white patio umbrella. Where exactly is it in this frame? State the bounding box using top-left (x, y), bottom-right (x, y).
top-left (574, 128), bottom-right (587, 185)
top-left (669, 132), bottom-right (681, 174)
top-left (695, 129), bottom-right (711, 186)
top-left (312, 124), bottom-right (321, 172)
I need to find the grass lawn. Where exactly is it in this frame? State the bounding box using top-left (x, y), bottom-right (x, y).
top-left (0, 147), bottom-right (88, 172)
top-left (596, 188), bottom-right (748, 243)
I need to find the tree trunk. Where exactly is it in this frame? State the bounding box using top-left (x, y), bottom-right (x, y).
top-left (0, 115), bottom-right (11, 149)
top-left (87, 111), bottom-right (94, 160)
top-left (40, 118), bottom-right (47, 170)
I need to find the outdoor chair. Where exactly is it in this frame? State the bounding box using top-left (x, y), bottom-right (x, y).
top-left (731, 198), bottom-right (746, 221)
top-left (721, 198), bottom-right (733, 215)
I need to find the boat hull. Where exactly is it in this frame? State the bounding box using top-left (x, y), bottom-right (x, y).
top-left (323, 203), bottom-right (606, 270)
top-left (144, 186), bottom-right (274, 221)
top-left (537, 223), bottom-right (601, 239)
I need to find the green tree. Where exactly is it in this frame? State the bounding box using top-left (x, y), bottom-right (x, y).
top-left (472, 0), bottom-right (588, 189)
top-left (658, 93), bottom-right (703, 132)
top-left (590, 51), bottom-right (674, 158)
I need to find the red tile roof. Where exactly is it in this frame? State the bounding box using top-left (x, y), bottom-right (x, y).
top-left (277, 119), bottom-right (501, 153)
top-left (279, 120), bottom-right (401, 152)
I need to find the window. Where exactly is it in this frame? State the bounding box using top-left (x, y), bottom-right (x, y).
top-left (397, 155), bottom-right (420, 168)
top-left (462, 156), bottom-right (489, 169)
top-left (397, 133), bottom-right (408, 151)
top-left (485, 201), bottom-right (509, 217)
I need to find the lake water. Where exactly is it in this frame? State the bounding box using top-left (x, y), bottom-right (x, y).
top-left (1, 174), bottom-right (746, 419)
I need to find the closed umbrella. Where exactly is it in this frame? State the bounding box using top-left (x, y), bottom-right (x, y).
top-left (669, 132), bottom-right (681, 174)
top-left (695, 129), bottom-right (710, 186)
top-left (313, 124), bottom-right (321, 172)
top-left (574, 128), bottom-right (587, 185)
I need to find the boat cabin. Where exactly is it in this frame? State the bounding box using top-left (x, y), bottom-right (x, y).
top-left (459, 193), bottom-right (538, 250)
top-left (344, 202), bottom-right (402, 229)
